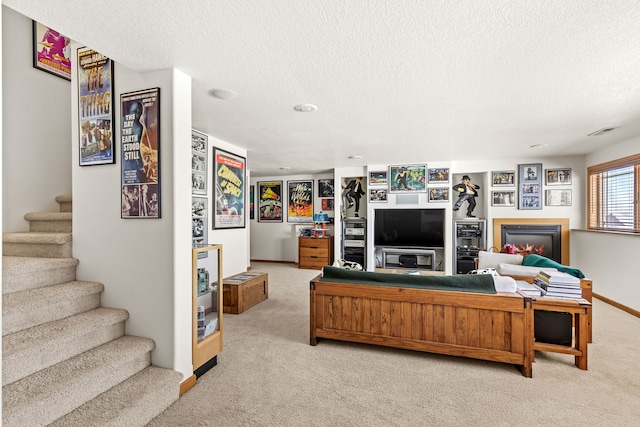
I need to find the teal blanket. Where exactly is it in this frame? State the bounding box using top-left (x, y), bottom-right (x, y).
top-left (521, 254), bottom-right (585, 278)
top-left (319, 266), bottom-right (496, 294)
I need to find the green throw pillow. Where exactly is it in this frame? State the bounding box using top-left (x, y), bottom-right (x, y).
top-left (521, 254), bottom-right (585, 278)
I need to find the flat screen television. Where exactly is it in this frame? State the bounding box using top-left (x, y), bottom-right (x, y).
top-left (374, 208), bottom-right (445, 248)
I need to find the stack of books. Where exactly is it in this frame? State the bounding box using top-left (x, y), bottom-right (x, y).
top-left (516, 280), bottom-right (544, 297)
top-left (533, 271), bottom-right (582, 299)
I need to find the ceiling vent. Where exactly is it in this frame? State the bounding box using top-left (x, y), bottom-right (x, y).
top-left (588, 127), bottom-right (617, 136)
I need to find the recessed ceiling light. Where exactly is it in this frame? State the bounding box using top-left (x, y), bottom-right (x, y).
top-left (280, 166), bottom-right (291, 170)
top-left (530, 144), bottom-right (548, 149)
top-left (208, 89), bottom-right (238, 100)
top-left (348, 155), bottom-right (362, 159)
top-left (293, 104), bottom-right (318, 112)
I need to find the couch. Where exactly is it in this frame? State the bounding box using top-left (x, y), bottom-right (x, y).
top-left (310, 266), bottom-right (535, 377)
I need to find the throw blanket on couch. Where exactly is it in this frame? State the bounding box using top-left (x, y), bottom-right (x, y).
top-left (320, 266), bottom-right (496, 294)
top-left (521, 254), bottom-right (585, 278)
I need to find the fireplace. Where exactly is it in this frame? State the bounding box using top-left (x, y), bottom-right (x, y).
top-left (501, 224), bottom-right (561, 262)
top-left (493, 218), bottom-right (569, 265)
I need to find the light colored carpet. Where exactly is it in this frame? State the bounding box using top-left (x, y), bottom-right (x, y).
top-left (150, 262), bottom-right (640, 427)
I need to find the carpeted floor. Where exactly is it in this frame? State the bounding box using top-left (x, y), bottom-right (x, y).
top-left (149, 262), bottom-right (640, 426)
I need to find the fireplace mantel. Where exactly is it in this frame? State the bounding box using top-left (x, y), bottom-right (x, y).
top-left (493, 218), bottom-right (569, 265)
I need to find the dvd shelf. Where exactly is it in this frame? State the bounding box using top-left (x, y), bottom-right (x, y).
top-left (192, 243), bottom-right (223, 373)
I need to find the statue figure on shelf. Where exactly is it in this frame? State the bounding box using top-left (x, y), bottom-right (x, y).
top-left (342, 177), bottom-right (365, 217)
top-left (452, 175), bottom-right (480, 218)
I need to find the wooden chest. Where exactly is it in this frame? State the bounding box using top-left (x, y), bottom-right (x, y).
top-left (299, 236), bottom-right (334, 270)
top-left (223, 272), bottom-right (268, 314)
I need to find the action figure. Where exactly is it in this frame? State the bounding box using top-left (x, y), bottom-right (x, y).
top-left (452, 175), bottom-right (479, 218)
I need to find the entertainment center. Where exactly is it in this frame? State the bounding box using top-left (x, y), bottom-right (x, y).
top-left (374, 208), bottom-right (444, 271)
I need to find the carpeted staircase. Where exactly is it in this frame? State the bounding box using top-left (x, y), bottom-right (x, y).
top-left (2, 195), bottom-right (182, 426)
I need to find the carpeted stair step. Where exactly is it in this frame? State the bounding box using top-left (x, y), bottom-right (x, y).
top-left (3, 232), bottom-right (72, 258)
top-left (2, 256), bottom-right (78, 294)
top-left (2, 307), bottom-right (129, 386)
top-left (2, 280), bottom-right (104, 336)
top-left (50, 366), bottom-right (182, 427)
top-left (2, 335), bottom-right (155, 427)
top-left (55, 194), bottom-right (72, 212)
top-left (24, 211), bottom-right (72, 232)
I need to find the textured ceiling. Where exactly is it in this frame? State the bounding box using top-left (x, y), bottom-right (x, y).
top-left (5, 0), bottom-right (640, 176)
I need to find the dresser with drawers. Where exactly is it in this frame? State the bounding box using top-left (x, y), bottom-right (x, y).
top-left (298, 236), bottom-right (334, 270)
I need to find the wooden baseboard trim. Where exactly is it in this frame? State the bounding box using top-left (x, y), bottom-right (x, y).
top-left (593, 292), bottom-right (640, 318)
top-left (250, 259), bottom-right (297, 265)
top-left (180, 374), bottom-right (197, 396)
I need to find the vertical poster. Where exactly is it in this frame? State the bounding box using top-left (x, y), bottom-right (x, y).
top-left (288, 180), bottom-right (313, 223)
top-left (120, 88), bottom-right (160, 218)
top-left (77, 47), bottom-right (115, 165)
top-left (214, 148), bottom-right (246, 229)
top-left (192, 196), bottom-right (208, 245)
top-left (249, 185), bottom-right (255, 220)
top-left (258, 181), bottom-right (283, 222)
top-left (191, 130), bottom-right (207, 195)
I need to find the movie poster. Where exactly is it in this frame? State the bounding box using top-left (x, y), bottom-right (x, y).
top-left (258, 181), bottom-right (283, 222)
top-left (214, 148), bottom-right (245, 229)
top-left (120, 88), bottom-right (160, 218)
top-left (32, 21), bottom-right (71, 80)
top-left (77, 47), bottom-right (114, 165)
top-left (288, 180), bottom-right (313, 223)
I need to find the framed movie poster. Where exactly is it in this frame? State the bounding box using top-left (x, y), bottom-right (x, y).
top-left (428, 168), bottom-right (449, 184)
top-left (518, 163), bottom-right (542, 210)
top-left (213, 148), bottom-right (246, 229)
top-left (318, 179), bottom-right (334, 197)
top-left (191, 130), bottom-right (207, 195)
top-left (545, 168), bottom-right (572, 185)
top-left (389, 164), bottom-right (427, 193)
top-left (192, 197), bottom-right (208, 245)
top-left (78, 47), bottom-right (115, 166)
top-left (492, 170), bottom-right (515, 186)
top-left (287, 180), bottom-right (313, 223)
top-left (369, 171), bottom-right (388, 186)
top-left (121, 88), bottom-right (160, 218)
top-left (32, 21), bottom-right (71, 80)
top-left (321, 198), bottom-right (335, 211)
top-left (492, 191), bottom-right (516, 207)
top-left (428, 187), bottom-right (449, 202)
top-left (258, 181), bottom-right (283, 222)
top-left (249, 185), bottom-right (255, 220)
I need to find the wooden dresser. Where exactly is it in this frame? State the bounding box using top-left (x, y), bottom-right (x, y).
top-left (298, 236), bottom-right (334, 270)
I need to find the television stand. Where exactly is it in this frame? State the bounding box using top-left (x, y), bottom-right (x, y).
top-left (381, 247), bottom-right (436, 271)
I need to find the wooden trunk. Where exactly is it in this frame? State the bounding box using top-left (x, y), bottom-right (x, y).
top-left (310, 276), bottom-right (534, 377)
top-left (223, 272), bottom-right (269, 314)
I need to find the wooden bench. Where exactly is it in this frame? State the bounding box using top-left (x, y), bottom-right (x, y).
top-left (223, 272), bottom-right (268, 314)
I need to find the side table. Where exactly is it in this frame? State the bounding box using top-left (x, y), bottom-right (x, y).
top-left (532, 297), bottom-right (591, 370)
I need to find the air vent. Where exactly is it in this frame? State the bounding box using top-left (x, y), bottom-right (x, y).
top-left (588, 127), bottom-right (617, 136)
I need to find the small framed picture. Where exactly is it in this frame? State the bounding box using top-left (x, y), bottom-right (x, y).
top-left (545, 168), bottom-right (572, 185)
top-left (317, 179), bottom-right (334, 197)
top-left (546, 189), bottom-right (572, 206)
top-left (369, 188), bottom-right (388, 203)
top-left (369, 171), bottom-right (388, 186)
top-left (428, 187), bottom-right (449, 202)
top-left (518, 163), bottom-right (542, 210)
top-left (428, 168), bottom-right (449, 184)
top-left (492, 170), bottom-right (515, 186)
top-left (491, 191), bottom-right (516, 207)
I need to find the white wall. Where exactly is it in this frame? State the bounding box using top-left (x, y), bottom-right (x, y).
top-left (573, 137), bottom-right (640, 312)
top-left (250, 172), bottom-right (334, 262)
top-left (2, 6), bottom-right (72, 232)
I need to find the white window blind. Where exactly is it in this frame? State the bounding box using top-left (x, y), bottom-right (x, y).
top-left (588, 154), bottom-right (640, 233)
